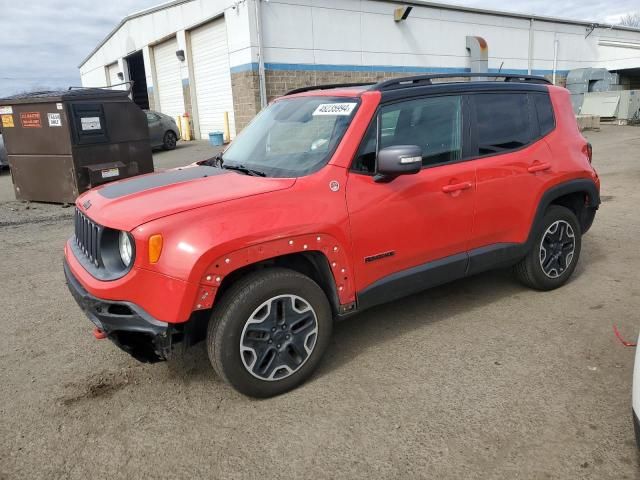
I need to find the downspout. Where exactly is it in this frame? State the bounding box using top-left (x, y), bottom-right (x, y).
top-left (254, 0), bottom-right (267, 109)
top-left (552, 38), bottom-right (559, 85)
top-left (528, 18), bottom-right (534, 75)
top-left (465, 36), bottom-right (488, 80)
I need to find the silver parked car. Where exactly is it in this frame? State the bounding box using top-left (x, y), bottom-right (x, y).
top-left (0, 130), bottom-right (8, 169)
top-left (145, 110), bottom-right (180, 150)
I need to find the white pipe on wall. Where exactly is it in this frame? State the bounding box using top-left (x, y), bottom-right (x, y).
top-left (254, 0), bottom-right (267, 109)
top-left (528, 18), bottom-right (535, 75)
top-left (552, 39), bottom-right (559, 85)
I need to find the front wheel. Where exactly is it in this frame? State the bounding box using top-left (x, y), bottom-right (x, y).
top-left (207, 268), bottom-right (333, 397)
top-left (514, 205), bottom-right (582, 290)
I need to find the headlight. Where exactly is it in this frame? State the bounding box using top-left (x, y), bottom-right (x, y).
top-left (118, 231), bottom-right (133, 267)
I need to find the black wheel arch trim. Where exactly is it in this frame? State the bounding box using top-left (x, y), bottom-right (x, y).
top-left (526, 178), bottom-right (600, 243)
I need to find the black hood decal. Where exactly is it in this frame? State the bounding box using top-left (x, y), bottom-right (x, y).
top-left (98, 166), bottom-right (228, 199)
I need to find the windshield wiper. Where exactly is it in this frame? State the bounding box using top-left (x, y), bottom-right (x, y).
top-left (213, 152), bottom-right (224, 167)
top-left (221, 164), bottom-right (267, 177)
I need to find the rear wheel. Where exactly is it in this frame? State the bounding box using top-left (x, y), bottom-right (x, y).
top-left (514, 205), bottom-right (582, 290)
top-left (162, 131), bottom-right (177, 150)
top-left (207, 268), bottom-right (333, 397)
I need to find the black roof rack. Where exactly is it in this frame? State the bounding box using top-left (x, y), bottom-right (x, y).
top-left (285, 82), bottom-right (375, 96)
top-left (373, 73), bottom-right (551, 90)
top-left (283, 73), bottom-right (551, 97)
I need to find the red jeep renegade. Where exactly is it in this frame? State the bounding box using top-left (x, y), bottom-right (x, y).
top-left (65, 74), bottom-right (600, 397)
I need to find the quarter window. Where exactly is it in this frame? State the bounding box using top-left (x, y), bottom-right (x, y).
top-left (352, 120), bottom-right (377, 174)
top-left (474, 94), bottom-right (533, 155)
top-left (531, 93), bottom-right (555, 136)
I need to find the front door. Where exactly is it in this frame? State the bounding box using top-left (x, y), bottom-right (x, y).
top-left (346, 94), bottom-right (476, 305)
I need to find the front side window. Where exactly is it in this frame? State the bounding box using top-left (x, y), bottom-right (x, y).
top-left (221, 96), bottom-right (359, 177)
top-left (474, 93), bottom-right (533, 155)
top-left (380, 96), bottom-right (463, 167)
top-left (353, 95), bottom-right (463, 173)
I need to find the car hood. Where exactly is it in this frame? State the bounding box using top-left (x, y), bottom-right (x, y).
top-left (76, 166), bottom-right (296, 231)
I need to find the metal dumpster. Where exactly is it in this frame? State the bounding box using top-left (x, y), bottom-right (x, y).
top-left (0, 87), bottom-right (153, 203)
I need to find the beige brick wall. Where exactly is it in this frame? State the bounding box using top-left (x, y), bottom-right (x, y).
top-left (230, 70), bottom-right (262, 133)
top-left (230, 68), bottom-right (412, 132)
top-left (264, 70), bottom-right (408, 102)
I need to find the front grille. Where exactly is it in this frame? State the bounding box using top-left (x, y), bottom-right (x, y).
top-left (74, 208), bottom-right (103, 267)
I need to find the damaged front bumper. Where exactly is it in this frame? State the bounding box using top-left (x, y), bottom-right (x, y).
top-left (64, 258), bottom-right (172, 362)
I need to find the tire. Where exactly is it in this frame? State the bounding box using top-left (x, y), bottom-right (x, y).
top-left (162, 131), bottom-right (177, 150)
top-left (514, 205), bottom-right (582, 291)
top-left (207, 268), bottom-right (333, 398)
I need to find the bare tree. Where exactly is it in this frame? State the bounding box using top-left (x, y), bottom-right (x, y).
top-left (620, 13), bottom-right (640, 28)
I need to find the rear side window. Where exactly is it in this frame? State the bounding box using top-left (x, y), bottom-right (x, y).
top-left (531, 93), bottom-right (555, 136)
top-left (474, 94), bottom-right (532, 156)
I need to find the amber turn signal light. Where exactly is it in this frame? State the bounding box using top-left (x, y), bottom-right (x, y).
top-left (148, 234), bottom-right (163, 263)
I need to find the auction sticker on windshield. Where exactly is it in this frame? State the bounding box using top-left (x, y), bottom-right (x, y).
top-left (313, 103), bottom-right (357, 116)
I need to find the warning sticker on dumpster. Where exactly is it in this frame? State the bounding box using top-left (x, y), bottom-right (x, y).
top-left (1, 115), bottom-right (14, 128)
top-left (0, 106), bottom-right (12, 115)
top-left (81, 116), bottom-right (101, 131)
top-left (312, 103), bottom-right (357, 116)
top-left (20, 112), bottom-right (41, 128)
top-left (48, 113), bottom-right (62, 127)
top-left (101, 168), bottom-right (120, 179)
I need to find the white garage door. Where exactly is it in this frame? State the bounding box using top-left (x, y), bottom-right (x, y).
top-left (190, 18), bottom-right (236, 139)
top-left (153, 37), bottom-right (184, 118)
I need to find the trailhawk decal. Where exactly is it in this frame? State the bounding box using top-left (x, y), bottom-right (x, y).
top-left (364, 251), bottom-right (395, 263)
top-left (312, 103), bottom-right (357, 116)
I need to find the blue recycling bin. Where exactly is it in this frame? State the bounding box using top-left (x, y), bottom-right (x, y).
top-left (209, 131), bottom-right (224, 146)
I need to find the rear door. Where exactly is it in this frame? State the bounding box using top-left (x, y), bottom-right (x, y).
top-left (469, 91), bottom-right (554, 250)
top-left (346, 94), bottom-right (476, 301)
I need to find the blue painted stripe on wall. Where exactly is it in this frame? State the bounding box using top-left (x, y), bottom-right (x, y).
top-left (230, 63), bottom-right (259, 74)
top-left (230, 62), bottom-right (569, 77)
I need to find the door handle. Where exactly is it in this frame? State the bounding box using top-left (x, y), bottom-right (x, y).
top-left (527, 162), bottom-right (551, 173)
top-left (442, 181), bottom-right (473, 193)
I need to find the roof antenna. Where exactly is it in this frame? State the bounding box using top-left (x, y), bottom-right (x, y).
top-left (495, 61), bottom-right (504, 81)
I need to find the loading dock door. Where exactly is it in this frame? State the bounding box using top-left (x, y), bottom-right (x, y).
top-left (153, 37), bottom-right (184, 118)
top-left (190, 18), bottom-right (236, 139)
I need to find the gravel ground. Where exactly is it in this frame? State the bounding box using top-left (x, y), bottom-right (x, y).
top-left (0, 128), bottom-right (639, 479)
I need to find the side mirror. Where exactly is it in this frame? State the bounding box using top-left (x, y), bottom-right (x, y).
top-left (374, 145), bottom-right (423, 183)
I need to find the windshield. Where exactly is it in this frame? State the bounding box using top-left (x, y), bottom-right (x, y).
top-left (221, 96), bottom-right (360, 177)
